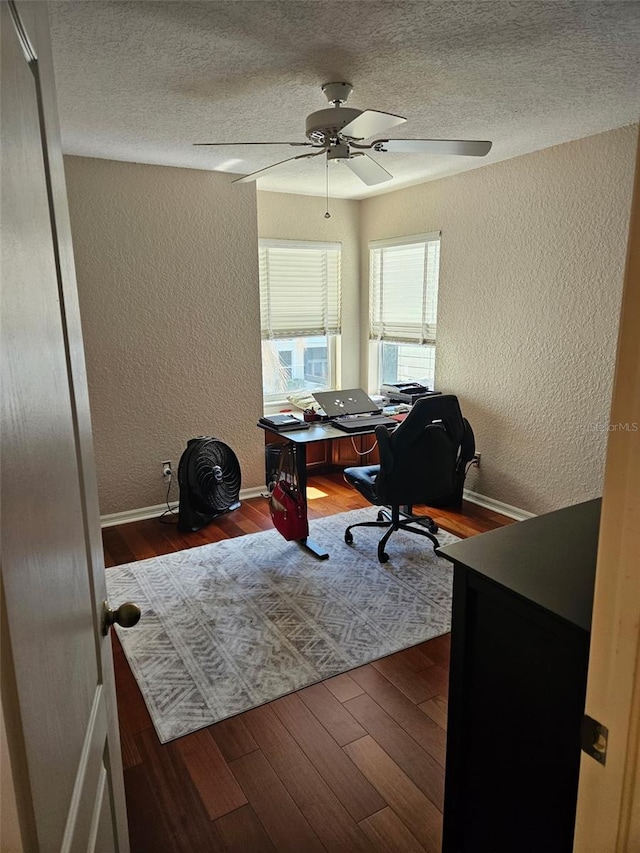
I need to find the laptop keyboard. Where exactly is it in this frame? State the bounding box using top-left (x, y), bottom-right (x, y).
top-left (332, 415), bottom-right (398, 432)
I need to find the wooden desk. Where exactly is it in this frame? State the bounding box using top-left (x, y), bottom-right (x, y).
top-left (262, 420), bottom-right (380, 471)
top-left (258, 420), bottom-right (385, 559)
top-left (437, 499), bottom-right (600, 852)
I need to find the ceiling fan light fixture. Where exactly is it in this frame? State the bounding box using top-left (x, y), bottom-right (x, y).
top-left (327, 143), bottom-right (351, 162)
top-left (305, 107), bottom-right (362, 144)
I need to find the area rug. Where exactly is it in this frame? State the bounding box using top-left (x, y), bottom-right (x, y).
top-left (106, 507), bottom-right (459, 743)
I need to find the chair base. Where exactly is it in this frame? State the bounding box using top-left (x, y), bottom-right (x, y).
top-left (345, 506), bottom-right (440, 564)
top-left (377, 506), bottom-right (439, 534)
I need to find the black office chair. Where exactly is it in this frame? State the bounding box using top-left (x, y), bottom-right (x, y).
top-left (343, 394), bottom-right (475, 563)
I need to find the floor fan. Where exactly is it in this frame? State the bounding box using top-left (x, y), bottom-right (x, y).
top-left (177, 437), bottom-right (241, 532)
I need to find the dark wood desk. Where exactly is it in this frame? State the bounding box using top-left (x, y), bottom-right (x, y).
top-left (437, 498), bottom-right (600, 852)
top-left (258, 420), bottom-right (384, 559)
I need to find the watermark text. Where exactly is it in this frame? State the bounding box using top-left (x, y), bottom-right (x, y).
top-left (587, 422), bottom-right (639, 432)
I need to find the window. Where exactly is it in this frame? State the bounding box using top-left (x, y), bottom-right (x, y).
top-left (259, 239), bottom-right (341, 402)
top-left (304, 346), bottom-right (328, 382)
top-left (278, 348), bottom-right (293, 383)
top-left (369, 232), bottom-right (440, 390)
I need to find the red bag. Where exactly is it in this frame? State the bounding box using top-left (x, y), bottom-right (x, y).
top-left (269, 478), bottom-right (309, 541)
top-left (268, 444), bottom-right (308, 540)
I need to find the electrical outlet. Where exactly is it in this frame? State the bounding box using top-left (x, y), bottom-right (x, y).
top-left (472, 452), bottom-right (481, 467)
top-left (161, 461), bottom-right (172, 479)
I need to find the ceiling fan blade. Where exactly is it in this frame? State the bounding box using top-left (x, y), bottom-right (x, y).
top-left (343, 153), bottom-right (392, 186)
top-left (341, 110), bottom-right (406, 140)
top-left (372, 138), bottom-right (493, 156)
top-left (194, 141), bottom-right (316, 147)
top-left (232, 149), bottom-right (325, 184)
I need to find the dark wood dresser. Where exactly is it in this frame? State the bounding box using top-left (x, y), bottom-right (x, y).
top-left (437, 498), bottom-right (601, 853)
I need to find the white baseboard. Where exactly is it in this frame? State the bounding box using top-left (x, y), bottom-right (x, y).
top-left (100, 486), bottom-right (267, 528)
top-left (463, 488), bottom-right (536, 522)
top-left (100, 485), bottom-right (533, 529)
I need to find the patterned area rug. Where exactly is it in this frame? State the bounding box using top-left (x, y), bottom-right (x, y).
top-left (106, 508), bottom-right (459, 743)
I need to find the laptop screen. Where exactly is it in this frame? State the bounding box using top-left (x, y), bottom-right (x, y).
top-left (312, 388), bottom-right (381, 417)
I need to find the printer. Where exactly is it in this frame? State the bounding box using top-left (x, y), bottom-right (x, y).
top-left (380, 382), bottom-right (442, 405)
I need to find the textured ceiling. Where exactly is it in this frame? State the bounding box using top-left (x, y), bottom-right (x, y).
top-left (48, 1), bottom-right (640, 200)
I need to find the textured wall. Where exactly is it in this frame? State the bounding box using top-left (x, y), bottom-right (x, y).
top-left (256, 191), bottom-right (361, 389)
top-left (64, 156), bottom-right (264, 515)
top-left (66, 127), bottom-right (637, 518)
top-left (361, 125), bottom-right (638, 514)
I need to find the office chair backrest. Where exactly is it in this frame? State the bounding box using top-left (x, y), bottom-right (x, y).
top-left (392, 394), bottom-right (469, 450)
top-left (375, 394), bottom-right (474, 507)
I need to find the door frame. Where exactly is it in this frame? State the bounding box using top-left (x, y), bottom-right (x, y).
top-left (573, 130), bottom-right (640, 849)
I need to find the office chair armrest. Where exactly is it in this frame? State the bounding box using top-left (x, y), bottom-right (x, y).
top-left (375, 424), bottom-right (394, 471)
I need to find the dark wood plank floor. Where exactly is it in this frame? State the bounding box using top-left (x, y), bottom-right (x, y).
top-left (104, 472), bottom-right (512, 852)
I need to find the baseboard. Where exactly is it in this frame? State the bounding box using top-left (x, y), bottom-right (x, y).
top-left (463, 488), bottom-right (536, 522)
top-left (100, 485), bottom-right (532, 529)
top-left (100, 486), bottom-right (267, 528)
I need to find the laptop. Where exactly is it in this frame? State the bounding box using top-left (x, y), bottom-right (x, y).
top-left (312, 388), bottom-right (398, 432)
top-left (312, 388), bottom-right (381, 417)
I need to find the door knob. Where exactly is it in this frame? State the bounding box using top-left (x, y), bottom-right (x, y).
top-left (102, 600), bottom-right (141, 635)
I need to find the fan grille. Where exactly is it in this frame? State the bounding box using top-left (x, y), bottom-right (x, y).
top-left (192, 439), bottom-right (241, 512)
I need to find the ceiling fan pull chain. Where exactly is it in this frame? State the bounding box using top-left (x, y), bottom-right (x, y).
top-left (324, 157), bottom-right (331, 219)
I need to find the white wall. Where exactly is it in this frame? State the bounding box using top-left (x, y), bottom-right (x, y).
top-left (65, 157), bottom-right (265, 514)
top-left (360, 125), bottom-right (638, 514)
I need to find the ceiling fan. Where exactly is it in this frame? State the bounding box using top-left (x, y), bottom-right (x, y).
top-left (194, 82), bottom-right (492, 187)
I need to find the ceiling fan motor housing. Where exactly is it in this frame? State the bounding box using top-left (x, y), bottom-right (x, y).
top-left (305, 107), bottom-right (362, 145)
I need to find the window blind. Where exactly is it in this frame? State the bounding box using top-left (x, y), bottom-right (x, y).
top-left (369, 232), bottom-right (440, 345)
top-left (259, 239), bottom-right (342, 339)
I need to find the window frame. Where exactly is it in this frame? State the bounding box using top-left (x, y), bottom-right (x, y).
top-left (368, 232), bottom-right (441, 391)
top-left (258, 239), bottom-right (342, 406)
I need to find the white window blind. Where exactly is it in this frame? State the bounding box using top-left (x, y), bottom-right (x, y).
top-left (369, 232), bottom-right (440, 345)
top-left (259, 239), bottom-right (342, 339)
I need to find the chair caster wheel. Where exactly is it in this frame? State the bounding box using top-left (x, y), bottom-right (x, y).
top-left (378, 551), bottom-right (389, 564)
top-left (428, 522), bottom-right (439, 534)
top-left (377, 511), bottom-right (385, 522)
top-left (345, 531), bottom-right (353, 545)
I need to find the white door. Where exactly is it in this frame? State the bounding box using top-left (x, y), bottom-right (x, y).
top-left (1, 2), bottom-right (131, 850)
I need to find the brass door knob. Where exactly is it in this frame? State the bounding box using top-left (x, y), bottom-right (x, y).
top-left (102, 600), bottom-right (141, 635)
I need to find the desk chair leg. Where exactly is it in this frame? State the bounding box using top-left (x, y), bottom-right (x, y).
top-left (344, 520), bottom-right (394, 563)
top-left (377, 524), bottom-right (396, 563)
top-left (383, 504), bottom-right (438, 535)
top-left (345, 505), bottom-right (440, 564)
top-left (397, 522), bottom-right (440, 550)
top-left (344, 520), bottom-right (391, 545)
top-left (377, 505), bottom-right (438, 535)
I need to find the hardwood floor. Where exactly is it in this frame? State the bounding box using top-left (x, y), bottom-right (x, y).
top-left (104, 472), bottom-right (512, 852)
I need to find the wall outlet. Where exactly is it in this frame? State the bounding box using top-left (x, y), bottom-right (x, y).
top-left (161, 461), bottom-right (172, 479)
top-left (471, 452), bottom-right (481, 467)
